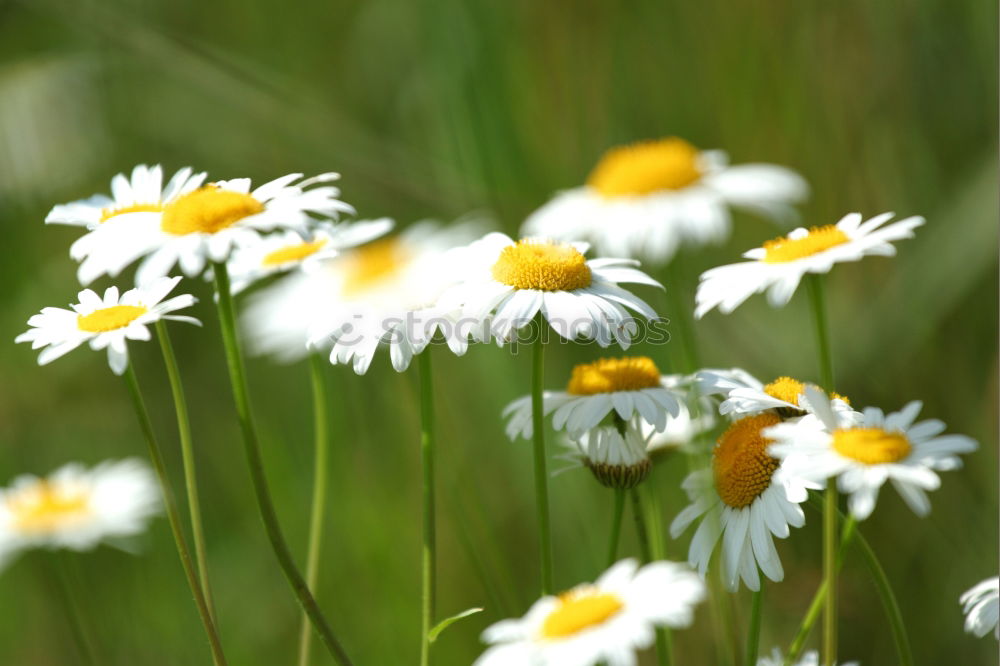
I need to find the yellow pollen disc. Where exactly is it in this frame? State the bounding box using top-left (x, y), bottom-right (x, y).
top-left (77, 305), bottom-right (148, 332)
top-left (491, 240), bottom-right (592, 291)
top-left (567, 356), bottom-right (662, 395)
top-left (161, 186), bottom-right (265, 236)
top-left (540, 588), bottom-right (624, 639)
top-left (8, 481), bottom-right (92, 533)
top-left (99, 203), bottom-right (163, 223)
top-left (832, 427), bottom-right (912, 464)
top-left (763, 376), bottom-right (850, 407)
top-left (762, 225), bottom-right (850, 263)
top-left (586, 137), bottom-right (702, 197)
top-left (262, 239), bottom-right (327, 267)
top-left (340, 238), bottom-right (410, 297)
top-left (713, 413), bottom-right (782, 508)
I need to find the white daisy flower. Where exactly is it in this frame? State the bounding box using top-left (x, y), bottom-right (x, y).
top-left (695, 212), bottom-right (924, 318)
top-left (696, 368), bottom-right (856, 420)
top-left (475, 558), bottom-right (705, 666)
top-left (227, 217), bottom-right (393, 293)
top-left (502, 357), bottom-right (684, 441)
top-left (70, 172), bottom-right (355, 286)
top-left (15, 276), bottom-right (200, 375)
top-left (757, 647), bottom-right (859, 666)
top-left (45, 164), bottom-right (206, 229)
top-left (522, 137), bottom-right (808, 266)
top-left (960, 576), bottom-right (999, 639)
top-left (305, 221), bottom-right (485, 374)
top-left (562, 424), bottom-right (654, 489)
top-left (444, 232), bottom-right (661, 347)
top-left (0, 459), bottom-right (160, 562)
top-left (670, 413), bottom-right (810, 591)
top-left (766, 387), bottom-right (978, 520)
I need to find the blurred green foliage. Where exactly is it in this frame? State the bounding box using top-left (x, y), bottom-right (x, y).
top-left (0, 0), bottom-right (996, 663)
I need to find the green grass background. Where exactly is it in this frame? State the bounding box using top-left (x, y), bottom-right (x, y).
top-left (0, 0), bottom-right (996, 663)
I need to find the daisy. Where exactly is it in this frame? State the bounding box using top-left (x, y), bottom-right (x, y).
top-left (70, 172), bottom-right (355, 286)
top-left (696, 368), bottom-right (855, 420)
top-left (670, 413), bottom-right (810, 591)
top-left (475, 558), bottom-right (705, 666)
top-left (503, 357), bottom-right (684, 441)
top-left (0, 459), bottom-right (160, 562)
top-left (562, 424), bottom-right (654, 489)
top-left (15, 276), bottom-right (200, 375)
top-left (757, 647), bottom-right (859, 666)
top-left (695, 211), bottom-right (924, 318)
top-left (766, 387), bottom-right (978, 520)
top-left (305, 221), bottom-right (485, 373)
top-left (45, 164), bottom-right (206, 229)
top-left (227, 217), bottom-right (394, 293)
top-left (960, 576), bottom-right (999, 639)
top-left (522, 137), bottom-right (808, 266)
top-left (444, 233), bottom-right (661, 347)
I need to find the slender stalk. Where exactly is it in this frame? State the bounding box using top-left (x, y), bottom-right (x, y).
top-left (211, 262), bottom-right (353, 666)
top-left (530, 330), bottom-right (553, 595)
top-left (41, 551), bottom-right (98, 665)
top-left (418, 350), bottom-right (436, 666)
top-left (297, 355), bottom-right (331, 666)
top-left (606, 489), bottom-right (626, 567)
top-left (631, 489), bottom-right (672, 666)
top-left (155, 320), bottom-right (217, 623)
top-left (746, 581), bottom-right (763, 666)
top-left (806, 274), bottom-right (837, 666)
top-left (122, 364), bottom-right (228, 666)
top-left (853, 523), bottom-right (914, 666)
top-left (664, 262), bottom-right (701, 374)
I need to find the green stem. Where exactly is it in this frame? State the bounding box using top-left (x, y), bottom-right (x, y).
top-left (42, 552), bottom-right (98, 665)
top-left (297, 355), bottom-right (331, 666)
top-left (155, 320), bottom-right (217, 624)
top-left (631, 489), bottom-right (672, 666)
top-left (853, 524), bottom-right (914, 666)
top-left (530, 332), bottom-right (553, 595)
top-left (786, 517), bottom-right (857, 663)
top-left (664, 262), bottom-right (700, 373)
top-left (606, 489), bottom-right (626, 567)
top-left (122, 364), bottom-right (228, 666)
top-left (746, 581), bottom-right (763, 666)
top-left (211, 261), bottom-right (353, 666)
top-left (806, 274), bottom-right (837, 666)
top-left (418, 350), bottom-right (436, 666)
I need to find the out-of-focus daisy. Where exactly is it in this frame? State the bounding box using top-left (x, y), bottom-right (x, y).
top-left (695, 212), bottom-right (924, 318)
top-left (563, 423), bottom-right (653, 489)
top-left (766, 387), bottom-right (978, 520)
top-left (306, 221), bottom-right (484, 373)
top-left (696, 368), bottom-right (855, 420)
top-left (15, 276), bottom-right (199, 375)
top-left (757, 648), bottom-right (859, 666)
top-left (444, 233), bottom-right (661, 347)
top-left (70, 172), bottom-right (354, 286)
top-left (523, 138), bottom-right (807, 266)
top-left (502, 357), bottom-right (683, 440)
top-left (671, 413), bottom-right (810, 591)
top-left (227, 218), bottom-right (393, 293)
top-left (474, 558), bottom-right (705, 666)
top-left (0, 459), bottom-right (160, 561)
top-left (45, 164), bottom-right (206, 229)
top-left (960, 576), bottom-right (999, 639)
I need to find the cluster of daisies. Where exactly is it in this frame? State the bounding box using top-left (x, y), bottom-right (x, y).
top-left (9, 136), bottom-right (995, 665)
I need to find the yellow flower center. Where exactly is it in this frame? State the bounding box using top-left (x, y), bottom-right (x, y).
top-left (762, 225), bottom-right (850, 263)
top-left (99, 203), bottom-right (163, 223)
top-left (763, 376), bottom-right (850, 407)
top-left (161, 186), bottom-right (265, 236)
top-left (77, 305), bottom-right (148, 332)
top-left (713, 413), bottom-right (782, 508)
top-left (262, 239), bottom-right (327, 267)
top-left (832, 427), bottom-right (912, 464)
top-left (340, 238), bottom-right (411, 297)
top-left (540, 588), bottom-right (624, 639)
top-left (492, 240), bottom-right (592, 291)
top-left (567, 357), bottom-right (662, 395)
top-left (586, 137), bottom-right (702, 197)
top-left (7, 481), bottom-right (92, 533)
